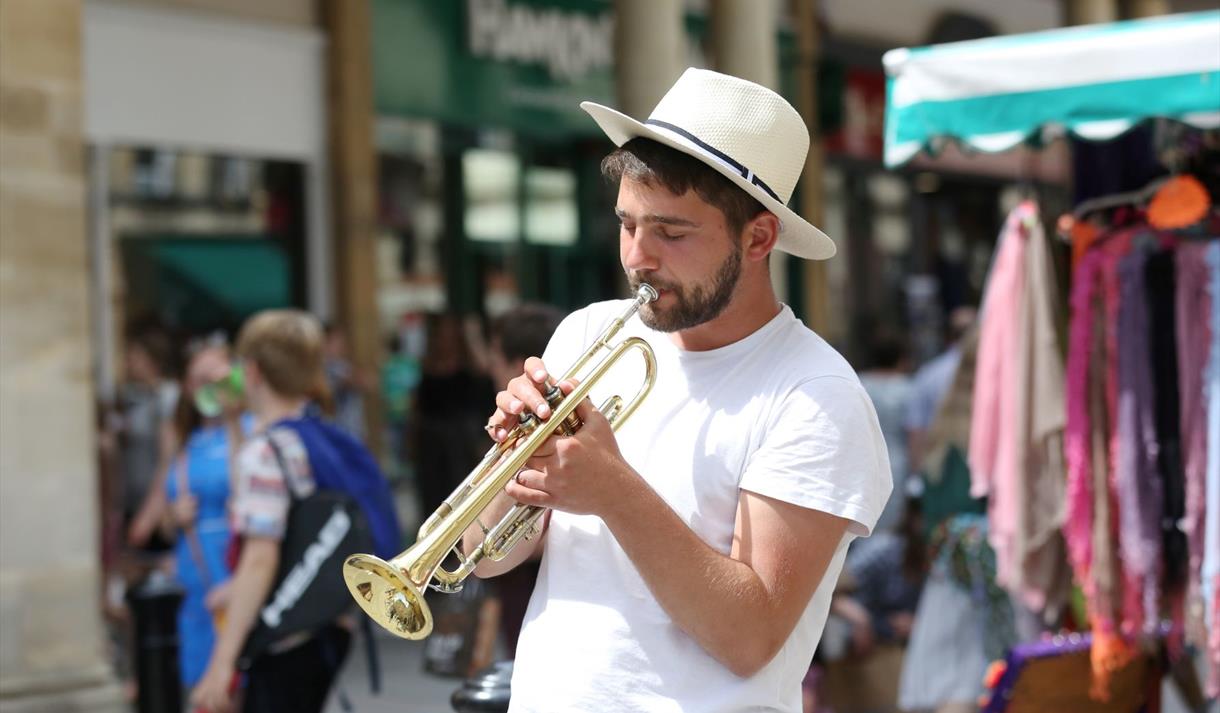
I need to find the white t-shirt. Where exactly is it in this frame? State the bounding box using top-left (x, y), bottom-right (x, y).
top-left (508, 300), bottom-right (892, 713)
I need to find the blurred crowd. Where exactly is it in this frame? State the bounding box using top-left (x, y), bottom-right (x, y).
top-left (95, 303), bottom-right (563, 711)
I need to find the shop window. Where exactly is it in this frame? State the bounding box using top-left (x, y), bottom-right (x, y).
top-left (524, 166), bottom-right (578, 246)
top-left (102, 146), bottom-right (308, 338)
top-left (868, 173), bottom-right (910, 256)
top-left (463, 148), bottom-right (521, 243)
top-left (377, 117), bottom-right (447, 320)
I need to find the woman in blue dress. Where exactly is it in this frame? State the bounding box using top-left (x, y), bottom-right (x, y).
top-left (160, 343), bottom-right (252, 688)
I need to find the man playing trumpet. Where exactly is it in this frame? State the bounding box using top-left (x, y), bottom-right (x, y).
top-left (472, 68), bottom-right (892, 713)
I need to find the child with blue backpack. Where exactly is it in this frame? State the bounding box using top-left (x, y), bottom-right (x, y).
top-left (191, 310), bottom-right (400, 713)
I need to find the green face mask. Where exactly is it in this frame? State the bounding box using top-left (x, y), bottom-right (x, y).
top-left (194, 365), bottom-right (245, 418)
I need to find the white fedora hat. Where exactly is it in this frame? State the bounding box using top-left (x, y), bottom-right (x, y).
top-left (581, 67), bottom-right (836, 260)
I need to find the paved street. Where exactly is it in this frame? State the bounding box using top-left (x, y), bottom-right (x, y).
top-left (326, 628), bottom-right (467, 713)
top-left (321, 633), bottom-right (1213, 713)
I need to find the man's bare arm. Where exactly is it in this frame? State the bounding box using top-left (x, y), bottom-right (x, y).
top-left (601, 484), bottom-right (849, 677)
top-left (503, 393), bottom-right (853, 676)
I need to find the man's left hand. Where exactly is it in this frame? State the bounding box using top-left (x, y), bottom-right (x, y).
top-left (505, 383), bottom-right (635, 517)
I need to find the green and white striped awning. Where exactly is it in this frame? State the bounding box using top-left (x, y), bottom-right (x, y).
top-left (883, 11), bottom-right (1220, 167)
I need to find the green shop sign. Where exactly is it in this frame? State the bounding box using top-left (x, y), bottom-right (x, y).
top-left (372, 0), bottom-right (794, 138)
top-left (373, 0), bottom-right (616, 137)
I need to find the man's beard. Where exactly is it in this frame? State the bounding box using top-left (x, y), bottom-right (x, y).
top-left (628, 244), bottom-right (742, 333)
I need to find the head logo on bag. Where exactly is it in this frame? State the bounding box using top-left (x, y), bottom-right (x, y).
top-left (260, 504), bottom-right (352, 628)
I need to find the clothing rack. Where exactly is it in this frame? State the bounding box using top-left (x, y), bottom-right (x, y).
top-left (1071, 176), bottom-right (1170, 219)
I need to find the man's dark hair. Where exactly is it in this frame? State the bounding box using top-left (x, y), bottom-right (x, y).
top-left (491, 303), bottom-right (565, 362)
top-left (601, 138), bottom-right (767, 237)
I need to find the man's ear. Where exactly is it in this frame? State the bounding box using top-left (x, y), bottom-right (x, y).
top-left (742, 211), bottom-right (780, 263)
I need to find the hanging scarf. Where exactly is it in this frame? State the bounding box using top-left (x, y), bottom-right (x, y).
top-left (969, 202), bottom-right (1030, 595)
top-left (1146, 250), bottom-right (1189, 654)
top-left (1203, 241), bottom-right (1220, 697)
top-left (1174, 241), bottom-right (1214, 652)
top-left (1065, 231), bottom-right (1136, 700)
top-left (1065, 246), bottom-right (1102, 605)
top-left (1013, 203), bottom-right (1071, 616)
top-left (1115, 239), bottom-right (1163, 637)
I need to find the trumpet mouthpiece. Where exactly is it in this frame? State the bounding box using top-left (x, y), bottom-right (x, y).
top-left (637, 283), bottom-right (659, 304)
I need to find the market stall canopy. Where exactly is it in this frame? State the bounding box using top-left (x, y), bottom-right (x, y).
top-left (121, 236), bottom-right (292, 331)
top-left (883, 11), bottom-right (1220, 167)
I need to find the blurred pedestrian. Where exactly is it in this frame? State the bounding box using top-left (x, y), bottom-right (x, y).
top-left (115, 326), bottom-right (181, 539)
top-left (905, 306), bottom-right (976, 477)
top-left (323, 323), bottom-right (370, 442)
top-left (128, 337), bottom-right (252, 691)
top-left (837, 498), bottom-right (925, 653)
top-left (409, 313), bottom-right (495, 518)
top-left (898, 514), bottom-right (1015, 713)
top-left (98, 325), bottom-right (181, 701)
top-left (820, 498), bottom-right (926, 713)
top-left (380, 332), bottom-right (420, 480)
top-left (894, 308), bottom-right (1002, 713)
top-left (485, 303), bottom-right (564, 658)
top-left (857, 328), bottom-right (913, 534)
top-left (191, 310), bottom-right (351, 713)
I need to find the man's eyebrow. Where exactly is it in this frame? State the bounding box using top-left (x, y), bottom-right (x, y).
top-left (614, 208), bottom-right (699, 228)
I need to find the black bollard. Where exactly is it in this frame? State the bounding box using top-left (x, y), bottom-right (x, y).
top-left (127, 571), bottom-right (184, 713)
top-left (451, 660), bottom-right (513, 713)
top-left (424, 576), bottom-right (487, 678)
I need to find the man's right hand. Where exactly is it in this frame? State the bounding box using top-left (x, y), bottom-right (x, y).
top-left (486, 357), bottom-right (555, 442)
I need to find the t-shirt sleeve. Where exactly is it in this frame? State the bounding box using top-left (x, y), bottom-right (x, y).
top-left (739, 376), bottom-right (893, 537)
top-left (231, 434), bottom-right (293, 540)
top-left (541, 308), bottom-right (593, 375)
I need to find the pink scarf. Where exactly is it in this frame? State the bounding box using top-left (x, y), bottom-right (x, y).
top-left (969, 202), bottom-right (1031, 590)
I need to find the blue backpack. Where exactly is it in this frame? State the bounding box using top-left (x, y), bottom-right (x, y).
top-left (276, 415), bottom-right (403, 560)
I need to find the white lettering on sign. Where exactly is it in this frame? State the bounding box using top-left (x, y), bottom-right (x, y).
top-left (467, 0), bottom-right (614, 81)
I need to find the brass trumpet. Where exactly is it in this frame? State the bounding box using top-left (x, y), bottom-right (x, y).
top-left (342, 284), bottom-right (659, 639)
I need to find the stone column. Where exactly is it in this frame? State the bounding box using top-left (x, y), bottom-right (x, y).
top-left (0, 0), bottom-right (124, 711)
top-left (790, 0), bottom-right (829, 335)
top-left (1064, 0), bottom-right (1118, 25)
top-left (1125, 0), bottom-right (1168, 18)
top-left (613, 0), bottom-right (684, 118)
top-left (323, 0), bottom-right (384, 457)
top-left (711, 0), bottom-right (779, 89)
top-left (709, 0), bottom-right (792, 305)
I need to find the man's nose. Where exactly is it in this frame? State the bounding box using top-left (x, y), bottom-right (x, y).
top-left (621, 231), bottom-right (659, 272)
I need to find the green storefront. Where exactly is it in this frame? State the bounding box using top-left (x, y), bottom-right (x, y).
top-left (371, 0), bottom-right (800, 328)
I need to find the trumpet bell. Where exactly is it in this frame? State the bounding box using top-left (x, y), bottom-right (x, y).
top-left (343, 553), bottom-right (433, 640)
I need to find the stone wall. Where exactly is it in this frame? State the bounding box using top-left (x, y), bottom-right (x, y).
top-left (0, 0), bottom-right (124, 710)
